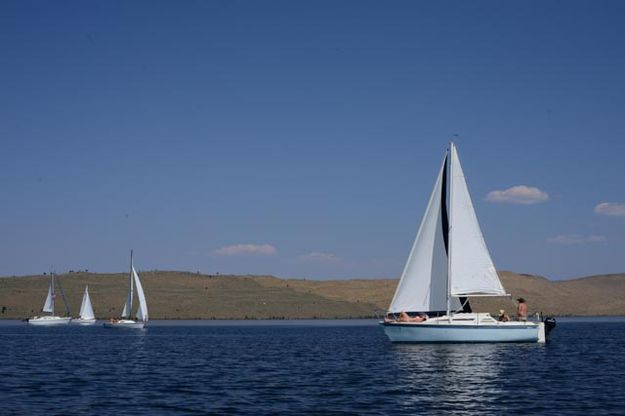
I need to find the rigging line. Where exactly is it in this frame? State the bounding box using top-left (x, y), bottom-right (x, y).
top-left (56, 274), bottom-right (71, 316)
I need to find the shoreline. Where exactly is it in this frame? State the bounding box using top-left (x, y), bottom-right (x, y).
top-left (3, 316), bottom-right (625, 326)
top-left (2, 271), bottom-right (624, 318)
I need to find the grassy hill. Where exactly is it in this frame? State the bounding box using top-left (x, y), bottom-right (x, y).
top-left (0, 272), bottom-right (384, 320)
top-left (0, 271), bottom-right (624, 319)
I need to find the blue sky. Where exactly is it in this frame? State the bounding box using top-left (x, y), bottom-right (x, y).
top-left (1, 1), bottom-right (624, 279)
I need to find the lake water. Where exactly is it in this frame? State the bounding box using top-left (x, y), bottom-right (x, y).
top-left (1, 319), bottom-right (624, 415)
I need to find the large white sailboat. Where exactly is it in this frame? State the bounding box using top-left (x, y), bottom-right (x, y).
top-left (28, 273), bottom-right (72, 326)
top-left (72, 285), bottom-right (96, 325)
top-left (103, 250), bottom-right (148, 329)
top-left (382, 143), bottom-right (555, 343)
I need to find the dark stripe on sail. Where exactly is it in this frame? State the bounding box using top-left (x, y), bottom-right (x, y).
top-left (440, 155), bottom-right (450, 253)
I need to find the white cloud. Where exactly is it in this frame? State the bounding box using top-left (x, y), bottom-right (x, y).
top-left (594, 202), bottom-right (625, 216)
top-left (485, 185), bottom-right (549, 205)
top-left (214, 244), bottom-right (277, 256)
top-left (298, 252), bottom-right (339, 263)
top-left (547, 235), bottom-right (606, 245)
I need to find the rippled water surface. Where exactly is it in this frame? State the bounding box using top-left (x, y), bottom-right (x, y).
top-left (1, 319), bottom-right (624, 415)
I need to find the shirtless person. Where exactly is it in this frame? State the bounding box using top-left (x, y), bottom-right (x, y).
top-left (516, 298), bottom-right (528, 322)
top-left (398, 311), bottom-right (427, 323)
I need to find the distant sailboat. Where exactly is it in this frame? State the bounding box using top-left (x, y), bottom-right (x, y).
top-left (104, 250), bottom-right (148, 329)
top-left (72, 285), bottom-right (96, 325)
top-left (382, 142), bottom-right (555, 343)
top-left (28, 273), bottom-right (72, 326)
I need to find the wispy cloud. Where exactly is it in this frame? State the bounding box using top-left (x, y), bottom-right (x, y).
top-left (214, 244), bottom-right (278, 256)
top-left (298, 252), bottom-right (339, 263)
top-left (547, 234), bottom-right (606, 245)
top-left (485, 185), bottom-right (549, 205)
top-left (594, 202), bottom-right (625, 216)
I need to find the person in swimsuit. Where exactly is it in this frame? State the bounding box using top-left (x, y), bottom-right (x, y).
top-left (516, 298), bottom-right (528, 321)
top-left (398, 311), bottom-right (428, 323)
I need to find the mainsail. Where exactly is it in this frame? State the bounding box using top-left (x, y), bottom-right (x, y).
top-left (132, 266), bottom-right (148, 322)
top-left (448, 143), bottom-right (505, 296)
top-left (388, 155), bottom-right (460, 313)
top-left (79, 286), bottom-right (95, 320)
top-left (42, 282), bottom-right (54, 313)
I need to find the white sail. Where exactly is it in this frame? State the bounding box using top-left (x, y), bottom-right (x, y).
top-left (121, 299), bottom-right (130, 318)
top-left (42, 282), bottom-right (54, 313)
top-left (388, 155), bottom-right (460, 313)
top-left (79, 286), bottom-right (95, 320)
top-left (132, 266), bottom-right (148, 322)
top-left (121, 266), bottom-right (133, 318)
top-left (448, 143), bottom-right (505, 296)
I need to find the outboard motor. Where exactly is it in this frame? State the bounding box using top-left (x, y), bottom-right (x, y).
top-left (543, 316), bottom-right (556, 335)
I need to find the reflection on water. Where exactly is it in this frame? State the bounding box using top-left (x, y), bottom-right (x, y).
top-left (391, 344), bottom-right (507, 411)
top-left (0, 322), bottom-right (624, 415)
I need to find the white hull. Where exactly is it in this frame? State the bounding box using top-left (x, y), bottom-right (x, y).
top-left (111, 252), bottom-right (149, 329)
top-left (27, 316), bottom-right (72, 326)
top-left (103, 319), bottom-right (145, 329)
top-left (72, 318), bottom-right (97, 325)
top-left (384, 144), bottom-right (556, 343)
top-left (383, 313), bottom-right (545, 343)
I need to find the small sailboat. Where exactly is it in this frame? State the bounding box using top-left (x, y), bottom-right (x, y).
top-left (72, 285), bottom-right (96, 325)
top-left (382, 142), bottom-right (555, 343)
top-left (28, 273), bottom-right (72, 325)
top-left (103, 250), bottom-right (148, 329)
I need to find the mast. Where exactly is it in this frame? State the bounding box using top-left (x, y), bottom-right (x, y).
top-left (446, 142), bottom-right (454, 318)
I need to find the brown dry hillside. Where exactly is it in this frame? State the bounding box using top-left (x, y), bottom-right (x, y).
top-left (262, 272), bottom-right (625, 317)
top-left (0, 271), bottom-right (624, 319)
top-left (470, 272), bottom-right (625, 316)
top-left (0, 272), bottom-right (384, 320)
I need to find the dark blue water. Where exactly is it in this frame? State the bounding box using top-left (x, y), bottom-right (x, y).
top-left (1, 319), bottom-right (624, 415)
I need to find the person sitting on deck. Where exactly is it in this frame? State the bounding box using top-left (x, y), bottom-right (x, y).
top-left (516, 298), bottom-right (528, 322)
top-left (498, 309), bottom-right (510, 322)
top-left (398, 312), bottom-right (428, 323)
